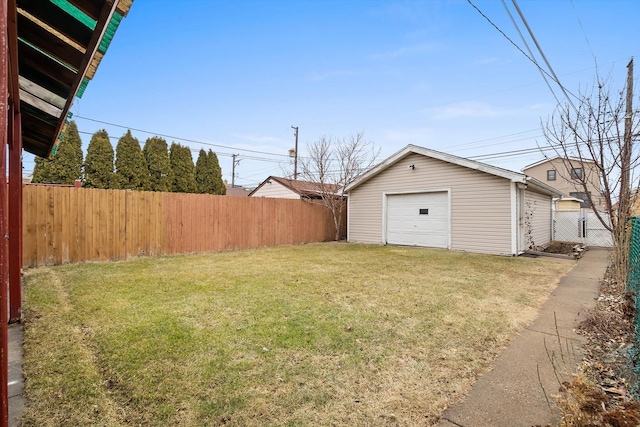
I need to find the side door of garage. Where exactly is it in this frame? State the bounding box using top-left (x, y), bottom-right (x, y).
top-left (385, 192), bottom-right (450, 248)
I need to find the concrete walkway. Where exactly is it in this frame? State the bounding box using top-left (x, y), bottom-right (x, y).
top-left (437, 248), bottom-right (609, 427)
top-left (8, 323), bottom-right (25, 427)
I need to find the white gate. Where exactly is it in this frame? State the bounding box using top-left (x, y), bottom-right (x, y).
top-left (553, 209), bottom-right (613, 247)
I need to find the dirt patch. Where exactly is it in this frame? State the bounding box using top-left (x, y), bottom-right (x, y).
top-left (543, 241), bottom-right (581, 255)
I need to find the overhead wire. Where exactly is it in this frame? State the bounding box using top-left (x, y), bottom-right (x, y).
top-left (74, 127), bottom-right (550, 170)
top-left (568, 0), bottom-right (596, 61)
top-left (467, 0), bottom-right (581, 110)
top-left (466, 0), bottom-right (560, 87)
top-left (510, 0), bottom-right (580, 113)
top-left (500, 0), bottom-right (563, 106)
top-left (76, 130), bottom-right (289, 165)
top-left (75, 115), bottom-right (291, 158)
top-left (445, 128), bottom-right (541, 149)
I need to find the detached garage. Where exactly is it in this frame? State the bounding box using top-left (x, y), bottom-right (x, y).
top-left (345, 145), bottom-right (561, 256)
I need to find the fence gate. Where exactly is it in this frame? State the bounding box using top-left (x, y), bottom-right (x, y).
top-left (553, 209), bottom-right (613, 247)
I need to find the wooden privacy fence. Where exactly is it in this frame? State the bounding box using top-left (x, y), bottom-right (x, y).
top-left (22, 185), bottom-right (341, 267)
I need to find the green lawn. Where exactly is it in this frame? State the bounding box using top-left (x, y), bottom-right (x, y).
top-left (21, 243), bottom-right (573, 426)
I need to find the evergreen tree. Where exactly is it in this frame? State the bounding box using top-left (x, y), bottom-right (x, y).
top-left (84, 129), bottom-right (116, 189)
top-left (143, 136), bottom-right (173, 192)
top-left (32, 121), bottom-right (83, 184)
top-left (115, 130), bottom-right (151, 191)
top-left (195, 149), bottom-right (226, 195)
top-left (195, 149), bottom-right (214, 194)
top-left (208, 150), bottom-right (226, 195)
top-left (170, 142), bottom-right (197, 193)
top-left (32, 156), bottom-right (53, 183)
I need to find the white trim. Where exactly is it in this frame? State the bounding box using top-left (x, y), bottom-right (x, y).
top-left (525, 176), bottom-right (564, 197)
top-left (346, 193), bottom-right (351, 241)
top-left (381, 189), bottom-right (451, 248)
top-left (347, 144), bottom-right (527, 192)
top-left (518, 188), bottom-right (526, 254)
top-left (510, 183), bottom-right (518, 255)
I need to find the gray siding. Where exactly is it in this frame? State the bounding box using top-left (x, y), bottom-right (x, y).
top-left (348, 153), bottom-right (515, 255)
top-left (524, 189), bottom-right (552, 249)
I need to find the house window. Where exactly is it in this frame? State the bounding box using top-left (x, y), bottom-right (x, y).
top-left (571, 167), bottom-right (583, 180)
top-left (547, 170), bottom-right (556, 181)
top-left (570, 191), bottom-right (592, 209)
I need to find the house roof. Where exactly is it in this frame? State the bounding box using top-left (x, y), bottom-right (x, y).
top-left (225, 185), bottom-right (251, 197)
top-left (11, 0), bottom-right (133, 158)
top-left (522, 156), bottom-right (596, 171)
top-left (248, 176), bottom-right (340, 198)
top-left (345, 144), bottom-right (562, 197)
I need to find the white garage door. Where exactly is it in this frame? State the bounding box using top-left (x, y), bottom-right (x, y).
top-left (386, 192), bottom-right (449, 248)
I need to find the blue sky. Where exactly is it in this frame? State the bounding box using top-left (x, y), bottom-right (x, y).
top-left (25, 0), bottom-right (640, 188)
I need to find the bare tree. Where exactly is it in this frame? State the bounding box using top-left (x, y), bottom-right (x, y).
top-left (301, 132), bottom-right (379, 241)
top-left (543, 60), bottom-right (639, 284)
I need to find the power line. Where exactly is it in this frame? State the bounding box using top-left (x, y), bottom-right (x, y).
top-left (449, 134), bottom-right (545, 154)
top-left (468, 0), bottom-right (579, 108)
top-left (446, 128), bottom-right (540, 149)
top-left (569, 0), bottom-right (595, 60)
top-left (75, 127), bottom-right (552, 168)
top-left (75, 115), bottom-right (290, 158)
top-left (510, 0), bottom-right (579, 112)
top-left (500, 0), bottom-right (563, 106)
top-left (466, 0), bottom-right (552, 81)
top-left (76, 130), bottom-right (288, 165)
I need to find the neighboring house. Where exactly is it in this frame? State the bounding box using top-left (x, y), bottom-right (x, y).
top-left (631, 190), bottom-right (640, 217)
top-left (225, 184), bottom-right (251, 197)
top-left (612, 189), bottom-right (640, 216)
top-left (345, 145), bottom-right (561, 256)
top-left (522, 157), bottom-right (604, 210)
top-left (249, 176), bottom-right (339, 199)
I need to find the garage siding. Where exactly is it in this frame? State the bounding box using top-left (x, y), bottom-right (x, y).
top-left (348, 153), bottom-right (514, 255)
top-left (524, 189), bottom-right (552, 249)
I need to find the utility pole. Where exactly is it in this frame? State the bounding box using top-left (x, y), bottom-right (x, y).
top-left (231, 154), bottom-right (240, 188)
top-left (291, 126), bottom-right (299, 180)
top-left (621, 57), bottom-right (634, 221)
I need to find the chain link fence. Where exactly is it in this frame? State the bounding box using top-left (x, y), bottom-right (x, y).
top-left (553, 210), bottom-right (613, 247)
top-left (629, 217), bottom-right (640, 318)
top-left (628, 217), bottom-right (640, 397)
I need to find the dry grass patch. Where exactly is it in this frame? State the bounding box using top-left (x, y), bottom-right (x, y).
top-left (22, 243), bottom-right (573, 426)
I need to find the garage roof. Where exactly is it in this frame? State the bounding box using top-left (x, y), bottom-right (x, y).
top-left (11, 0), bottom-right (133, 158)
top-left (345, 144), bottom-right (562, 197)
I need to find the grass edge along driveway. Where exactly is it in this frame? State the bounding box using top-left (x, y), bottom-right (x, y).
top-left (21, 243), bottom-right (574, 426)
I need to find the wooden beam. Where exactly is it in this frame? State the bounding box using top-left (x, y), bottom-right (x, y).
top-left (66, 0), bottom-right (103, 22)
top-left (8, 109), bottom-right (22, 322)
top-left (52, 1), bottom-right (118, 146)
top-left (0, 0), bottom-right (10, 424)
top-left (18, 63), bottom-right (69, 99)
top-left (19, 88), bottom-right (63, 118)
top-left (17, 12), bottom-right (85, 68)
top-left (17, 0), bottom-right (93, 47)
top-left (19, 76), bottom-right (66, 109)
top-left (19, 39), bottom-right (78, 86)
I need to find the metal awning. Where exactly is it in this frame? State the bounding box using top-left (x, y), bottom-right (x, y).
top-left (13, 0), bottom-right (132, 158)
